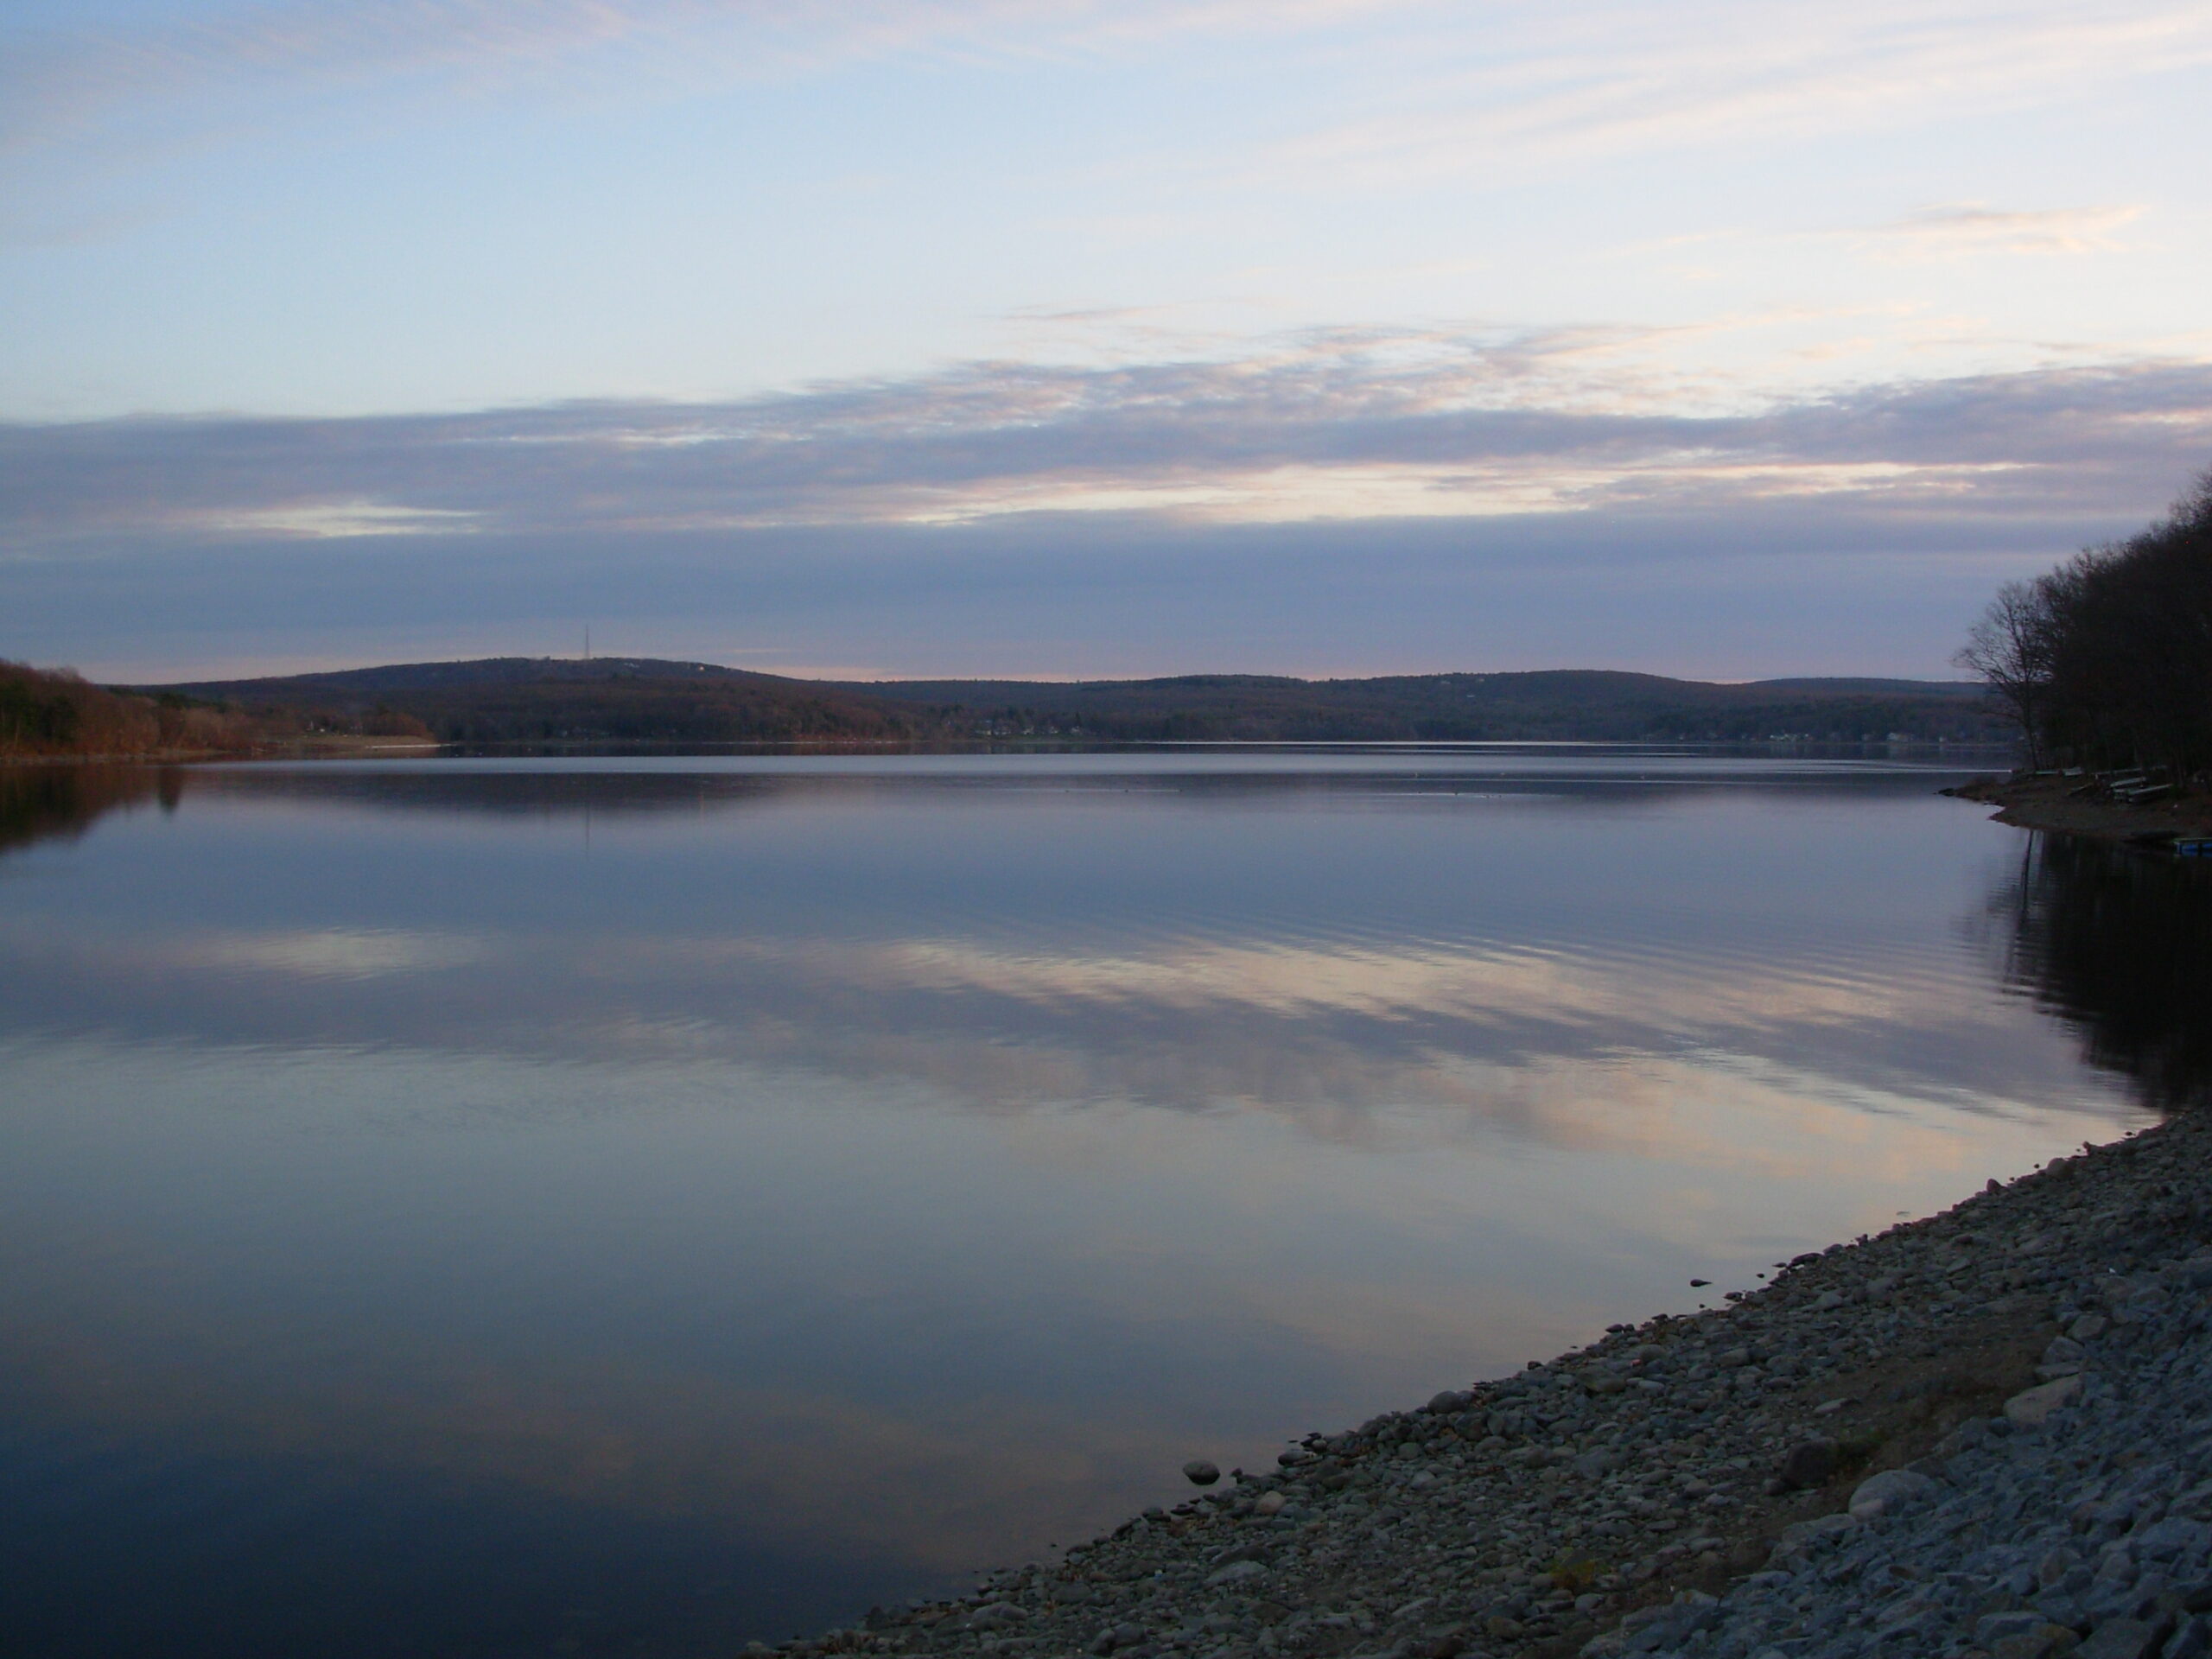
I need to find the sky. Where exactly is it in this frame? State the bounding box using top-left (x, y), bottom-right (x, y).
top-left (4, 0), bottom-right (2211, 682)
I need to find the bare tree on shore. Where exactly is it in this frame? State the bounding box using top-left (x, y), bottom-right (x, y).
top-left (1955, 580), bottom-right (2057, 769)
top-left (1958, 468), bottom-right (2212, 778)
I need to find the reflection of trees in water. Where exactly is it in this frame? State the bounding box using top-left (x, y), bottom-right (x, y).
top-left (1985, 834), bottom-right (2212, 1113)
top-left (0, 766), bottom-right (180, 859)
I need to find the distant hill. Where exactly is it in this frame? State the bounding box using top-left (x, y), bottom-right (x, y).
top-left (152, 657), bottom-right (923, 744)
top-left (185, 657), bottom-right (747, 695)
top-left (841, 669), bottom-right (2010, 743)
top-left (130, 658), bottom-right (2009, 746)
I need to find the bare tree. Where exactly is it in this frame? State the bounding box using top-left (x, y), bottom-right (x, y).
top-left (1959, 467), bottom-right (2212, 778)
top-left (1955, 579), bottom-right (2055, 768)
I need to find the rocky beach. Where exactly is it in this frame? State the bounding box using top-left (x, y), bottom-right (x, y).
top-left (781, 1100), bottom-right (2212, 1659)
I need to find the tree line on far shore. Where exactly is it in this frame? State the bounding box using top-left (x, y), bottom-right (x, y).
top-left (1960, 472), bottom-right (2212, 775)
top-left (0, 661), bottom-right (429, 760)
top-left (1, 662), bottom-right (228, 759)
top-left (3, 655), bottom-right (2011, 757)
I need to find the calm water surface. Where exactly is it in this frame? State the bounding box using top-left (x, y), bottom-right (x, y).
top-left (0, 748), bottom-right (2200, 1657)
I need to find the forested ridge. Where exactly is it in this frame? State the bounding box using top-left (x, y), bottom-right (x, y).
top-left (2, 654), bottom-right (2011, 759)
top-left (154, 658), bottom-right (918, 745)
top-left (137, 658), bottom-right (2005, 747)
top-left (1959, 472), bottom-right (2212, 776)
top-left (843, 669), bottom-right (2003, 743)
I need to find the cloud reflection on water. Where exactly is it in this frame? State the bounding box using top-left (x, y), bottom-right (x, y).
top-left (3, 911), bottom-right (2088, 1139)
top-left (0, 755), bottom-right (2112, 1141)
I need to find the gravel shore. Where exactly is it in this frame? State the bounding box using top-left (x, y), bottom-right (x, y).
top-left (1946, 775), bottom-right (2212, 842)
top-left (777, 1109), bottom-right (2212, 1659)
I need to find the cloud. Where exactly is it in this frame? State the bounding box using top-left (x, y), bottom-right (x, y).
top-left (1858, 203), bottom-right (2146, 258)
top-left (1240, 2), bottom-right (2212, 189)
top-left (1649, 202), bottom-right (2150, 271)
top-left (0, 0), bottom-right (1419, 157)
top-left (11, 0), bottom-right (2212, 183)
top-left (3, 326), bottom-right (2206, 678)
top-left (5, 329), bottom-right (2209, 548)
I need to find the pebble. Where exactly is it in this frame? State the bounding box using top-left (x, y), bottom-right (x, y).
top-left (772, 1112), bottom-right (2212, 1659)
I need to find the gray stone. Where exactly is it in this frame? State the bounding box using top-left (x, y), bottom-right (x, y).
top-left (1977, 1611), bottom-right (2056, 1646)
top-left (1848, 1468), bottom-right (1939, 1520)
top-left (2038, 1548), bottom-right (2082, 1587)
top-left (2077, 1619), bottom-right (2160, 1659)
top-left (1774, 1513), bottom-right (1859, 1554)
top-left (2005, 1376), bottom-right (2083, 1427)
top-left (1183, 1460), bottom-right (1222, 1486)
top-left (2133, 1518), bottom-right (2205, 1561)
top-left (1780, 1438), bottom-right (1840, 1489)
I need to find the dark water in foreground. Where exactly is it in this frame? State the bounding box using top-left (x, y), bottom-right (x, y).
top-left (1, 749), bottom-right (2205, 1658)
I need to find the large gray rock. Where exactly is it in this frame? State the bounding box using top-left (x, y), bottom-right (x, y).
top-left (1992, 1626), bottom-right (2087, 1659)
top-left (1778, 1438), bottom-right (1838, 1489)
top-left (2135, 1516), bottom-right (2211, 1560)
top-left (1848, 1467), bottom-right (1939, 1519)
top-left (1975, 1610), bottom-right (2056, 1647)
top-left (2078, 1618), bottom-right (2162, 1659)
top-left (2005, 1375), bottom-right (2083, 1427)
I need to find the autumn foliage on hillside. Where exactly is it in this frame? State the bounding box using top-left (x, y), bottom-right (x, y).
top-left (0, 661), bottom-right (314, 759)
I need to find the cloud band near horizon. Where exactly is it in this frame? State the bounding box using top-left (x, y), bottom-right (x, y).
top-left (5, 335), bottom-right (2209, 683)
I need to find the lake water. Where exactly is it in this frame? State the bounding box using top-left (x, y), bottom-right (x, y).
top-left (0, 747), bottom-right (2200, 1658)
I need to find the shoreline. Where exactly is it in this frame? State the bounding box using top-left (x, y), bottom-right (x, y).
top-left (801, 1114), bottom-right (2212, 1659)
top-left (1944, 773), bottom-right (2212, 843)
top-left (0, 734), bottom-right (443, 766)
